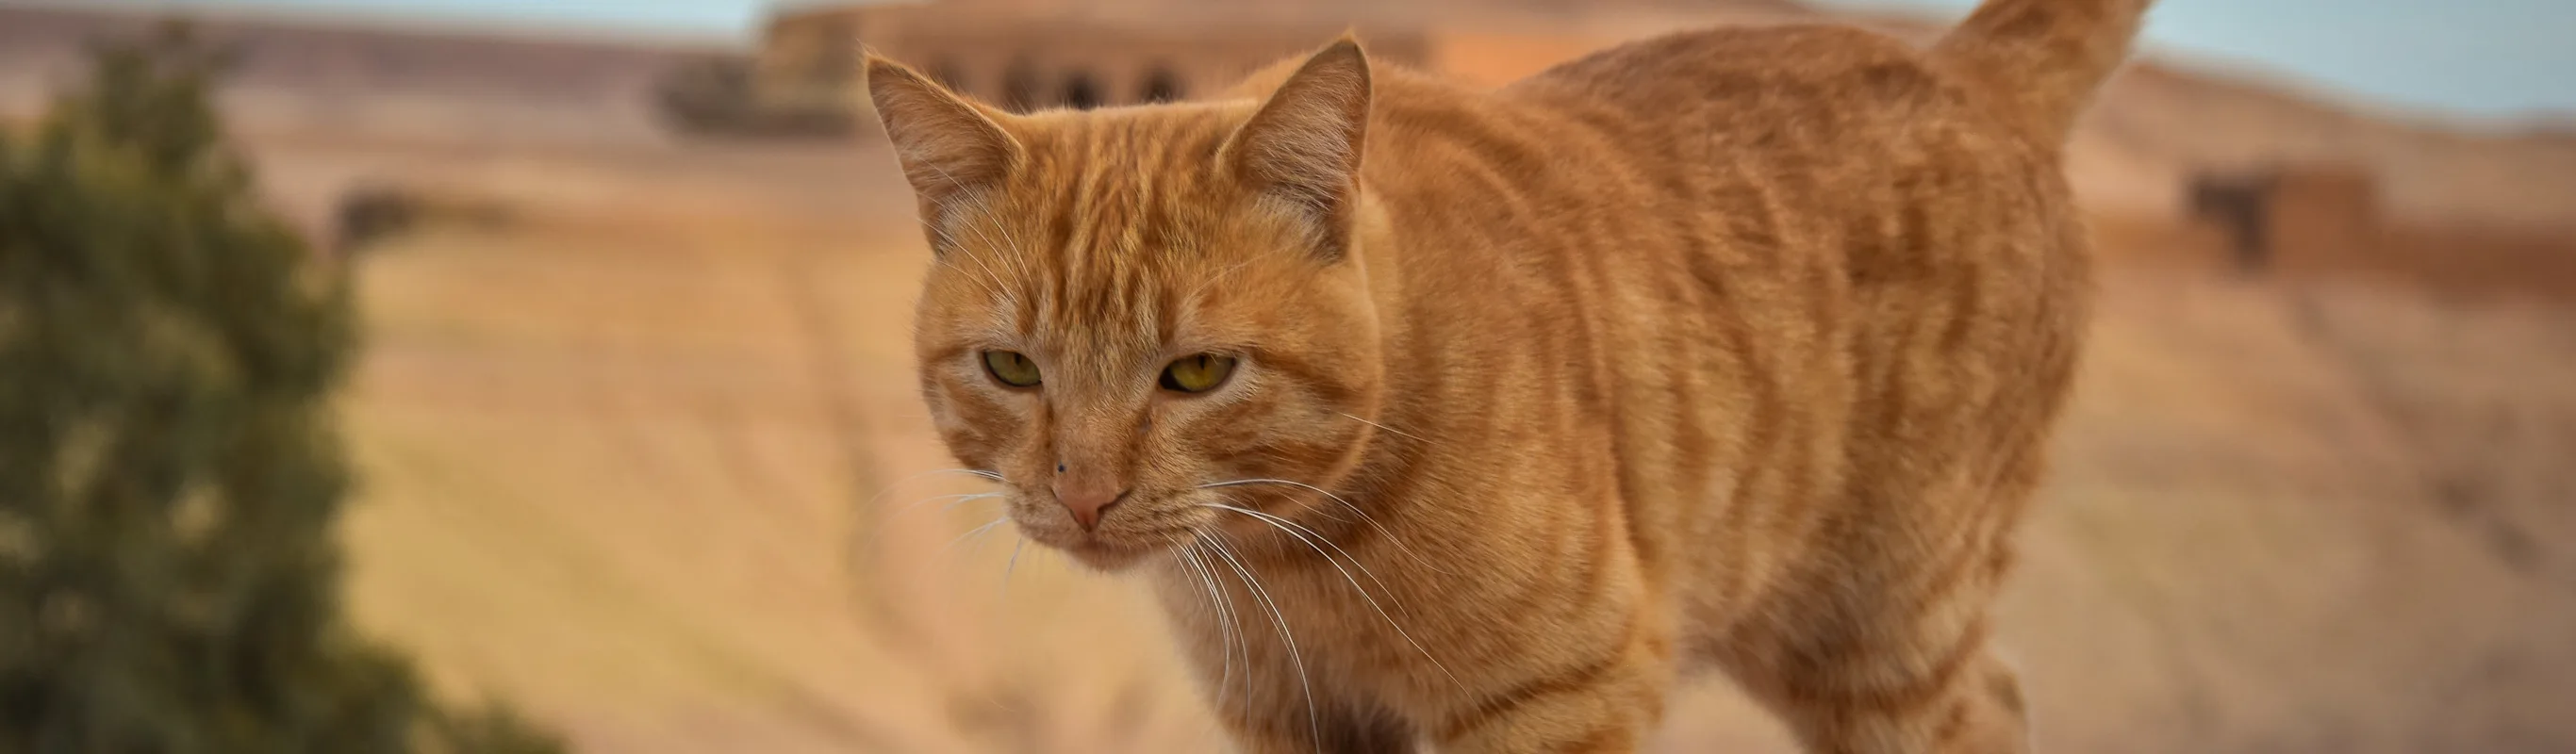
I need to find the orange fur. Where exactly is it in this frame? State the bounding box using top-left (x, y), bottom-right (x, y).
top-left (867, 0), bottom-right (2149, 750)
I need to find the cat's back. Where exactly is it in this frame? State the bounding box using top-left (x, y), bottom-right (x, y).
top-left (1511, 24), bottom-right (1975, 129)
top-left (1499, 23), bottom-right (2060, 226)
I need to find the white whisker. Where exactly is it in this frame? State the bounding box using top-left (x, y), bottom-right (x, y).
top-left (1170, 541), bottom-right (1243, 708)
top-left (1201, 502), bottom-right (1461, 689)
top-left (929, 237), bottom-right (1008, 303)
top-left (916, 162), bottom-right (1017, 305)
top-left (1203, 500), bottom-right (1400, 612)
top-left (854, 470), bottom-right (1001, 555)
top-left (1185, 256), bottom-right (1262, 307)
top-left (1338, 411), bottom-right (1431, 445)
top-left (937, 516), bottom-right (1011, 559)
top-left (1203, 531), bottom-right (1320, 751)
top-left (958, 247), bottom-right (1016, 305)
top-left (899, 515), bottom-right (1013, 588)
top-left (1195, 478), bottom-right (1458, 577)
top-left (863, 467), bottom-right (1002, 508)
top-left (1183, 536), bottom-right (1256, 723)
top-left (1000, 538), bottom-right (1024, 602)
top-left (966, 193), bottom-right (1039, 289)
top-left (895, 490), bottom-right (1003, 517)
top-left (857, 491), bottom-right (1003, 558)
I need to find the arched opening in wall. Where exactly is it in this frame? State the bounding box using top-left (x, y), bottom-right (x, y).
top-left (1002, 59), bottom-right (1042, 112)
top-left (809, 18), bottom-right (858, 87)
top-left (2187, 171), bottom-right (2276, 274)
top-left (1140, 65), bottom-right (1183, 103)
top-left (1063, 71), bottom-right (1103, 109)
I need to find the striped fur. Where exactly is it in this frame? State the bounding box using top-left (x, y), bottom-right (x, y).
top-left (869, 0), bottom-right (2147, 750)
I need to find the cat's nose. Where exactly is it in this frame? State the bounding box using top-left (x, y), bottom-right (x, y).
top-left (1052, 479), bottom-right (1128, 531)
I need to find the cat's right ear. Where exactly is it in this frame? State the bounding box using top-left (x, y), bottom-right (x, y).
top-left (866, 55), bottom-right (1022, 254)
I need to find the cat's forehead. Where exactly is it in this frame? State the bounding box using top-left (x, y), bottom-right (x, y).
top-left (925, 104), bottom-right (1307, 365)
top-left (1009, 106), bottom-right (1239, 202)
top-left (983, 106), bottom-right (1277, 285)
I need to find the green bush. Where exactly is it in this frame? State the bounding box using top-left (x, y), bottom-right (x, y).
top-left (0, 21), bottom-right (561, 754)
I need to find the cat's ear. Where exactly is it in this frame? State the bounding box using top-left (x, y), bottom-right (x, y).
top-left (1222, 37), bottom-right (1373, 261)
top-left (866, 54), bottom-right (1022, 254)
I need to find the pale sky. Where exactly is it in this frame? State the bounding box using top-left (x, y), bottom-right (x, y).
top-left (64, 0), bottom-right (2576, 123)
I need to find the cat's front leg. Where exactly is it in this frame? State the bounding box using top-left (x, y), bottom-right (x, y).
top-left (1209, 700), bottom-right (1413, 754)
top-left (1421, 636), bottom-right (1673, 754)
top-left (1210, 710), bottom-right (1333, 754)
top-left (1172, 611), bottom-right (1415, 752)
top-left (1186, 642), bottom-right (1416, 752)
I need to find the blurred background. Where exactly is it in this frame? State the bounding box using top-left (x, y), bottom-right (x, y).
top-left (2, 0), bottom-right (2572, 752)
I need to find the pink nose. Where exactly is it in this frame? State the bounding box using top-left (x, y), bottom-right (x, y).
top-left (1052, 480), bottom-right (1128, 531)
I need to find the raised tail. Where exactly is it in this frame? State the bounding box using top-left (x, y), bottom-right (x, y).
top-left (1933, 0), bottom-right (2154, 141)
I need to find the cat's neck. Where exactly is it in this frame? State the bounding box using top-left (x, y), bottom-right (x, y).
top-left (1347, 188), bottom-right (1406, 348)
top-left (1334, 187), bottom-right (1429, 502)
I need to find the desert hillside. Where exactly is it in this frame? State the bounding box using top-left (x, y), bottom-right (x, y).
top-left (314, 133), bottom-right (2576, 754)
top-left (7, 2), bottom-right (2574, 752)
top-left (0, 3), bottom-right (706, 147)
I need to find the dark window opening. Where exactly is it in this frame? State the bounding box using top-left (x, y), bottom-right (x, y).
top-left (1002, 59), bottom-right (1042, 112)
top-left (929, 58), bottom-right (969, 95)
top-left (1063, 72), bottom-right (1102, 109)
top-left (2187, 172), bottom-right (2276, 274)
top-left (1141, 66), bottom-right (1184, 103)
top-left (810, 21), bottom-right (858, 87)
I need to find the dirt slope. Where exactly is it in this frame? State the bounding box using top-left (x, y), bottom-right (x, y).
top-left (292, 131), bottom-right (2576, 751)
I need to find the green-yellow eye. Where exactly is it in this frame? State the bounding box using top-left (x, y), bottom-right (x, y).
top-left (983, 351), bottom-right (1042, 387)
top-left (1160, 354), bottom-right (1236, 393)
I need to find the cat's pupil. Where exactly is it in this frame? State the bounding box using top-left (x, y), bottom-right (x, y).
top-left (1160, 354), bottom-right (1233, 393)
top-left (983, 351), bottom-right (1040, 387)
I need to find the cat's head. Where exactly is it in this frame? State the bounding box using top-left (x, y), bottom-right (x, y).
top-left (868, 41), bottom-right (1386, 570)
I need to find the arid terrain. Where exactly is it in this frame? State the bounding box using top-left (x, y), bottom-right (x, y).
top-left (8, 2), bottom-right (2576, 752)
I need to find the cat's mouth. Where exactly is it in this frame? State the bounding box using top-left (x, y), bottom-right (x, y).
top-left (1016, 486), bottom-right (1317, 573)
top-left (1009, 494), bottom-right (1209, 572)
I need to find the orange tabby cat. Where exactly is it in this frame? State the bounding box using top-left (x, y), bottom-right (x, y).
top-left (867, 0), bottom-right (2148, 750)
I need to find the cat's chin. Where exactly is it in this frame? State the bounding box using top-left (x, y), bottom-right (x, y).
top-left (1058, 539), bottom-right (1164, 572)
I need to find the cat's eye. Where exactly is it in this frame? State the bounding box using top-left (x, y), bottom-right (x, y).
top-left (1160, 354), bottom-right (1237, 393)
top-left (983, 351), bottom-right (1042, 387)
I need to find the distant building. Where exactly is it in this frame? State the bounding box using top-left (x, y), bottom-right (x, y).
top-left (750, 0), bottom-right (1811, 121)
top-left (2186, 164), bottom-right (2381, 276)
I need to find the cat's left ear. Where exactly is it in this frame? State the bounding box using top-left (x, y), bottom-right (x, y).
top-left (1222, 37), bottom-right (1373, 261)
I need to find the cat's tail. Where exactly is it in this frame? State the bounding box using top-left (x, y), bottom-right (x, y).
top-left (1933, 0), bottom-right (2154, 141)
